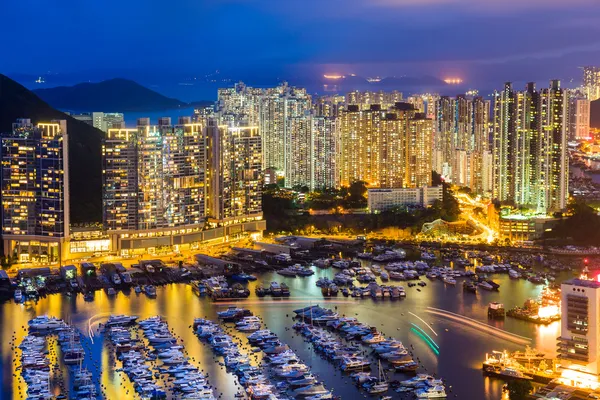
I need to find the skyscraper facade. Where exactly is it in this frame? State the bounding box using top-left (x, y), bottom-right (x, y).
top-left (492, 81), bottom-right (569, 213)
top-left (338, 103), bottom-right (433, 189)
top-left (259, 83), bottom-right (311, 173)
top-left (432, 95), bottom-right (491, 194)
top-left (568, 96), bottom-right (591, 140)
top-left (0, 119), bottom-right (69, 263)
top-left (216, 82), bottom-right (263, 126)
top-left (207, 123), bottom-right (263, 223)
top-left (583, 66), bottom-right (600, 101)
top-left (103, 117), bottom-right (207, 231)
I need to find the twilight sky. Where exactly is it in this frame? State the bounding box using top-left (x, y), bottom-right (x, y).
top-left (2, 0), bottom-right (600, 88)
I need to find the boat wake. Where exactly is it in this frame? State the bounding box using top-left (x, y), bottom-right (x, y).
top-left (424, 307), bottom-right (532, 345)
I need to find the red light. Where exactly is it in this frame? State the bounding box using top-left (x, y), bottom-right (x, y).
top-left (585, 258), bottom-right (589, 264)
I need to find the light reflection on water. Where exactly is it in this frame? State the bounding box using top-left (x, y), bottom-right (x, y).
top-left (0, 270), bottom-right (561, 400)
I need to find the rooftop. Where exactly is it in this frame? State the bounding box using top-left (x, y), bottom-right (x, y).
top-left (563, 278), bottom-right (600, 289)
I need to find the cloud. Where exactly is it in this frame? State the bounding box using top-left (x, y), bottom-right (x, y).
top-left (371, 0), bottom-right (597, 12)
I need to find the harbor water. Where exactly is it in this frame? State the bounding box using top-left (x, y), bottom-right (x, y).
top-left (0, 268), bottom-right (561, 399)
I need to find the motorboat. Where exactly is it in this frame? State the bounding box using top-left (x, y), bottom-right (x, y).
top-left (144, 285), bottom-right (157, 297)
top-left (442, 276), bottom-right (456, 285)
top-left (28, 316), bottom-right (65, 331)
top-left (415, 385), bottom-right (447, 398)
top-left (14, 290), bottom-right (23, 302)
top-left (269, 282), bottom-right (282, 297)
top-left (291, 383), bottom-right (329, 397)
top-left (231, 273), bottom-right (257, 282)
top-left (362, 333), bottom-right (386, 344)
top-left (106, 315), bottom-right (138, 326)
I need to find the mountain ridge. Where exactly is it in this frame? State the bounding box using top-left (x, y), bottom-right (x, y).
top-left (0, 74), bottom-right (102, 223)
top-left (33, 78), bottom-right (207, 112)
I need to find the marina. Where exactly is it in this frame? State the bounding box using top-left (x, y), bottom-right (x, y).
top-left (0, 258), bottom-right (567, 400)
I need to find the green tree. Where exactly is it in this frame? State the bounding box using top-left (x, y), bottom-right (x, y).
top-left (548, 199), bottom-right (600, 245)
top-left (506, 380), bottom-right (532, 400)
top-left (345, 181), bottom-right (368, 208)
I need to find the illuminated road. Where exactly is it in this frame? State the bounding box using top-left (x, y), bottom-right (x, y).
top-left (454, 192), bottom-right (498, 243)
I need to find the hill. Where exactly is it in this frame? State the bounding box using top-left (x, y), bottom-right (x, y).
top-left (33, 78), bottom-right (188, 112)
top-left (0, 74), bottom-right (102, 223)
top-left (591, 98), bottom-right (600, 129)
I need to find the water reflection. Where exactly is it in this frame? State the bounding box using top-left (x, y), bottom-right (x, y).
top-left (0, 271), bottom-right (560, 399)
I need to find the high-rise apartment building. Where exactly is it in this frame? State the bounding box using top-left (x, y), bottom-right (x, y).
top-left (285, 116), bottom-right (312, 189)
top-left (493, 82), bottom-right (516, 203)
top-left (283, 114), bottom-right (339, 191)
top-left (492, 81), bottom-right (569, 213)
top-left (432, 95), bottom-right (491, 194)
top-left (311, 116), bottom-right (338, 190)
top-left (103, 117), bottom-right (206, 231)
top-left (338, 103), bottom-right (433, 189)
top-left (206, 123), bottom-right (263, 223)
top-left (102, 128), bottom-right (139, 231)
top-left (1, 119), bottom-right (69, 263)
top-left (102, 117), bottom-right (264, 256)
top-left (216, 82), bottom-right (263, 126)
top-left (259, 83), bottom-right (311, 173)
top-left (582, 66), bottom-right (600, 101)
top-left (345, 90), bottom-right (402, 110)
top-left (558, 278), bottom-right (600, 382)
top-left (569, 97), bottom-right (591, 140)
top-left (71, 112), bottom-right (124, 132)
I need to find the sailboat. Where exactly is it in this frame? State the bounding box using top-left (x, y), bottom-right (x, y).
top-left (366, 360), bottom-right (389, 394)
